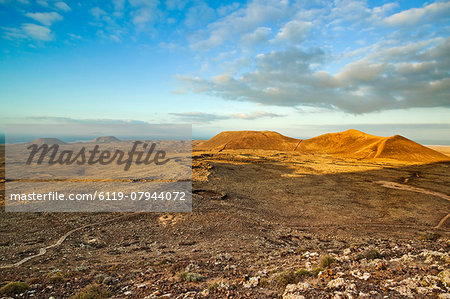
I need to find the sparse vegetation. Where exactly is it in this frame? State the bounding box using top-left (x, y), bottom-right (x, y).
top-left (27, 277), bottom-right (41, 284)
top-left (295, 268), bottom-right (312, 277)
top-left (94, 274), bottom-right (107, 284)
top-left (319, 254), bottom-right (336, 268)
top-left (0, 281), bottom-right (29, 296)
top-left (419, 232), bottom-right (442, 242)
top-left (274, 270), bottom-right (298, 287)
top-left (178, 272), bottom-right (204, 282)
top-left (70, 284), bottom-right (112, 299)
top-left (45, 271), bottom-right (68, 283)
top-left (311, 267), bottom-right (324, 276)
top-left (154, 258), bottom-right (174, 266)
top-left (359, 249), bottom-right (381, 260)
top-left (275, 268), bottom-right (314, 287)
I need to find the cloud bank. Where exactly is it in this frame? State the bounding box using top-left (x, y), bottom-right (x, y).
top-left (170, 111), bottom-right (283, 123)
top-left (179, 0), bottom-right (450, 114)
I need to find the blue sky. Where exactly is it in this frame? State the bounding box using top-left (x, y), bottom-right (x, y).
top-left (0, 0), bottom-right (449, 143)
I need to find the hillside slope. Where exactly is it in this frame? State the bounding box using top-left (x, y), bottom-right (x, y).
top-left (296, 129), bottom-right (449, 162)
top-left (194, 130), bottom-right (300, 151)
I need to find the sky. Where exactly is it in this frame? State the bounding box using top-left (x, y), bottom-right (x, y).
top-left (0, 0), bottom-right (449, 143)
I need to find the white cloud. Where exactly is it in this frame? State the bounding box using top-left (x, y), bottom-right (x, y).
top-left (170, 112), bottom-right (230, 123)
top-left (165, 0), bottom-right (187, 11)
top-left (185, 2), bottom-right (216, 28)
top-left (67, 33), bottom-right (82, 40)
top-left (273, 20), bottom-right (312, 43)
top-left (328, 0), bottom-right (371, 23)
top-left (217, 2), bottom-right (240, 17)
top-left (88, 4), bottom-right (128, 41)
top-left (22, 23), bottom-right (53, 41)
top-left (334, 61), bottom-right (385, 84)
top-left (54, 1), bottom-right (71, 12)
top-left (129, 0), bottom-right (160, 28)
top-left (25, 12), bottom-right (63, 26)
top-left (241, 27), bottom-right (271, 48)
top-left (232, 111), bottom-right (283, 120)
top-left (36, 0), bottom-right (48, 7)
top-left (91, 7), bottom-right (106, 19)
top-left (25, 116), bottom-right (149, 125)
top-left (2, 27), bottom-right (27, 40)
top-left (384, 1), bottom-right (450, 26)
top-left (190, 0), bottom-right (290, 50)
top-left (113, 0), bottom-right (125, 11)
top-left (1, 0), bottom-right (30, 4)
top-left (170, 111), bottom-right (282, 123)
top-left (372, 2), bottom-right (398, 15)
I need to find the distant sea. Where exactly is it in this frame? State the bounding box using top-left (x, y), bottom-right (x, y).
top-left (1, 134), bottom-right (193, 144)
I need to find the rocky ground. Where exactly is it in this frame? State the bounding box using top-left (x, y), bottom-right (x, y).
top-left (0, 150), bottom-right (449, 298)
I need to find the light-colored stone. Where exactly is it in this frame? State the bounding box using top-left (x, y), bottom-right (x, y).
top-left (282, 282), bottom-right (311, 299)
top-left (350, 270), bottom-right (371, 280)
top-left (438, 270), bottom-right (450, 287)
top-left (243, 276), bottom-right (259, 288)
top-left (327, 278), bottom-right (346, 289)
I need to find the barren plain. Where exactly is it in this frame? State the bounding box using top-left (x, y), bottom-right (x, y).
top-left (0, 132), bottom-right (449, 298)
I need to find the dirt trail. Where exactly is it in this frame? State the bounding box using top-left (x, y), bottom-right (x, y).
top-left (375, 180), bottom-right (450, 228)
top-left (0, 213), bottom-right (140, 269)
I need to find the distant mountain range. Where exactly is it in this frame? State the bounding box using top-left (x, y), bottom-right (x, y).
top-left (89, 136), bottom-right (121, 143)
top-left (28, 138), bottom-right (66, 145)
top-left (28, 136), bottom-right (122, 144)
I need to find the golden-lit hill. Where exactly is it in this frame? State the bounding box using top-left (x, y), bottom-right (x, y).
top-left (192, 140), bottom-right (206, 148)
top-left (194, 130), bottom-right (300, 151)
top-left (195, 129), bottom-right (449, 162)
top-left (296, 129), bottom-right (449, 162)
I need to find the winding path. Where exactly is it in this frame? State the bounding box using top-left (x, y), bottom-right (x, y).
top-left (375, 180), bottom-right (450, 229)
top-left (0, 213), bottom-right (140, 269)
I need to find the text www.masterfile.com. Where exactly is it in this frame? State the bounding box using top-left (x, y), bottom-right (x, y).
top-left (8, 191), bottom-right (187, 201)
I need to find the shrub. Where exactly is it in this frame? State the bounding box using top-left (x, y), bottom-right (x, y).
top-left (0, 282), bottom-right (29, 296)
top-left (275, 269), bottom-right (312, 287)
top-left (274, 270), bottom-right (298, 287)
top-left (70, 284), bottom-right (112, 299)
top-left (178, 272), bottom-right (204, 282)
top-left (419, 232), bottom-right (442, 242)
top-left (360, 249), bottom-right (381, 260)
top-left (46, 271), bottom-right (67, 283)
top-left (295, 268), bottom-right (312, 277)
top-left (319, 255), bottom-right (336, 268)
top-left (311, 267), bottom-right (324, 276)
